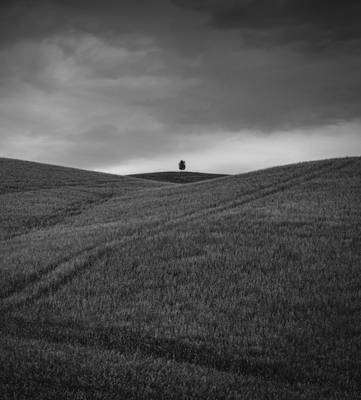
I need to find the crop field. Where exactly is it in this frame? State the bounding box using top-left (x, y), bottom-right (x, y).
top-left (1, 156), bottom-right (361, 399)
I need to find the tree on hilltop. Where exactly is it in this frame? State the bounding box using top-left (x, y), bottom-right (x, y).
top-left (178, 160), bottom-right (186, 171)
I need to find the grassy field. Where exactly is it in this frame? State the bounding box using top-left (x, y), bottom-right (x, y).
top-left (129, 171), bottom-right (228, 184)
top-left (1, 156), bottom-right (360, 399)
top-left (0, 158), bottom-right (168, 241)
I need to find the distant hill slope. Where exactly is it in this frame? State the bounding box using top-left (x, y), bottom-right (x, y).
top-left (1, 156), bottom-right (361, 399)
top-left (129, 171), bottom-right (228, 184)
top-left (0, 157), bottom-right (167, 194)
top-left (0, 158), bottom-right (167, 240)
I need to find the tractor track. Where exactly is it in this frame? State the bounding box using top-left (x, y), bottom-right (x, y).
top-left (0, 159), bottom-right (353, 314)
top-left (0, 244), bottom-right (97, 301)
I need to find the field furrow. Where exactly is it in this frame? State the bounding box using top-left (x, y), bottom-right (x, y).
top-left (1, 158), bottom-right (343, 310)
top-left (1, 157), bottom-right (360, 399)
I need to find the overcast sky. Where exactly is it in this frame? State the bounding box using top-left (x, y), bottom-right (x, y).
top-left (1, 0), bottom-right (361, 174)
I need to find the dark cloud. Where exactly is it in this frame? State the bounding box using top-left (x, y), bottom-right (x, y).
top-left (0, 0), bottom-right (360, 171)
top-left (151, 47), bottom-right (361, 131)
top-left (173, 0), bottom-right (361, 48)
top-left (0, 0), bottom-right (175, 46)
top-left (2, 0), bottom-right (361, 51)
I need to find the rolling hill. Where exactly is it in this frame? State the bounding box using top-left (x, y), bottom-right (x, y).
top-left (1, 156), bottom-right (361, 399)
top-left (0, 158), bottom-right (168, 241)
top-left (129, 171), bottom-right (228, 184)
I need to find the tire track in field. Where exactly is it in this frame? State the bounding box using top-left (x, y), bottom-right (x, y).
top-left (132, 158), bottom-right (351, 237)
top-left (176, 158), bottom-right (353, 223)
top-left (62, 158), bottom-right (341, 237)
top-left (2, 192), bottom-right (115, 242)
top-left (0, 245), bottom-right (107, 313)
top-left (1, 160), bottom-right (358, 388)
top-left (2, 177), bottom-right (168, 241)
top-left (0, 245), bottom-right (96, 301)
top-left (0, 159), bottom-right (353, 313)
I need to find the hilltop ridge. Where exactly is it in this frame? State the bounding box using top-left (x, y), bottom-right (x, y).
top-left (129, 171), bottom-right (228, 184)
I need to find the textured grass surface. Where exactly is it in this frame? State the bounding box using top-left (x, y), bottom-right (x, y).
top-left (0, 158), bottom-right (167, 241)
top-left (1, 157), bottom-right (361, 399)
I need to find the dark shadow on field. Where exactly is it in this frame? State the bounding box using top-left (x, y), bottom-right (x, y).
top-left (1, 315), bottom-right (354, 388)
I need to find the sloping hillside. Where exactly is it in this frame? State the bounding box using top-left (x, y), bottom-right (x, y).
top-left (0, 158), bottom-right (167, 240)
top-left (129, 171), bottom-right (228, 184)
top-left (0, 158), bottom-right (168, 194)
top-left (1, 157), bottom-right (361, 399)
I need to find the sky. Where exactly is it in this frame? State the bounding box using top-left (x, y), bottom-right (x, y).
top-left (0, 0), bottom-right (361, 174)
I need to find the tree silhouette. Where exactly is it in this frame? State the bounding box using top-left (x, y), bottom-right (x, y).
top-left (178, 160), bottom-right (186, 171)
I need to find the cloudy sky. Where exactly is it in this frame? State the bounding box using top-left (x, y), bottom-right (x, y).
top-left (1, 0), bottom-right (361, 174)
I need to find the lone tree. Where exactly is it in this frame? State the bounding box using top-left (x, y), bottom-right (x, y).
top-left (178, 160), bottom-right (186, 171)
